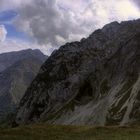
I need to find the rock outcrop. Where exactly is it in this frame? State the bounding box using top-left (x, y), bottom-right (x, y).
top-left (16, 19), bottom-right (140, 126)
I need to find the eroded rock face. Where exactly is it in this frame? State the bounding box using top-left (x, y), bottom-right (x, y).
top-left (16, 19), bottom-right (140, 126)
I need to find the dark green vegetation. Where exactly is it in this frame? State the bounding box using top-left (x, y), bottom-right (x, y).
top-left (0, 124), bottom-right (140, 140)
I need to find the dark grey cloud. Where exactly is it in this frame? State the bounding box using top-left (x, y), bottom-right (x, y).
top-left (15, 0), bottom-right (86, 47)
top-left (131, 0), bottom-right (140, 8)
top-left (15, 0), bottom-right (140, 48)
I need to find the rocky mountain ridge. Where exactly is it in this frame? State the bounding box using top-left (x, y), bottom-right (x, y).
top-left (16, 19), bottom-right (140, 126)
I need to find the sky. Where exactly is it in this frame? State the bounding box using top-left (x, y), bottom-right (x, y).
top-left (0, 0), bottom-right (140, 55)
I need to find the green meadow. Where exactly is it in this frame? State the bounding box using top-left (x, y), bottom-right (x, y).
top-left (0, 123), bottom-right (140, 140)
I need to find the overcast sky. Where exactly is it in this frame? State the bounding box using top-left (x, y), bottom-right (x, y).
top-left (0, 0), bottom-right (140, 55)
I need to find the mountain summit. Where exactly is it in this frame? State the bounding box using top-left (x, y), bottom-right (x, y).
top-left (16, 19), bottom-right (140, 126)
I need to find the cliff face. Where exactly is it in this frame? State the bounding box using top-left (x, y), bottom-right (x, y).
top-left (16, 19), bottom-right (140, 126)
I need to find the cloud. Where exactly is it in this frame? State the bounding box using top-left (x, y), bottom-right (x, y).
top-left (0, 0), bottom-right (140, 55)
top-left (131, 0), bottom-right (140, 8)
top-left (82, 0), bottom-right (140, 28)
top-left (14, 0), bottom-right (140, 48)
top-left (15, 0), bottom-right (87, 48)
top-left (0, 25), bottom-right (7, 42)
top-left (0, 0), bottom-right (32, 11)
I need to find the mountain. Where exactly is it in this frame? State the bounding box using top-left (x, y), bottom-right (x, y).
top-left (0, 49), bottom-right (45, 72)
top-left (16, 19), bottom-right (140, 126)
top-left (0, 49), bottom-right (47, 116)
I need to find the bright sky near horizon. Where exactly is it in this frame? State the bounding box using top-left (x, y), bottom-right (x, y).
top-left (0, 0), bottom-right (140, 55)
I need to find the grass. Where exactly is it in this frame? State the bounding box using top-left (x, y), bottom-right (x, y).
top-left (0, 123), bottom-right (140, 140)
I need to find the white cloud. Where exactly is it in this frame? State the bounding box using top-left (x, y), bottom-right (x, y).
top-left (55, 35), bottom-right (66, 46)
top-left (0, 25), bottom-right (7, 42)
top-left (82, 0), bottom-right (140, 29)
top-left (57, 0), bottom-right (89, 12)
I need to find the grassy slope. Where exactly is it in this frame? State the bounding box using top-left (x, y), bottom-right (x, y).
top-left (0, 123), bottom-right (140, 140)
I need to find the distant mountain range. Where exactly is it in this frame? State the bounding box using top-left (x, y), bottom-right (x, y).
top-left (0, 49), bottom-right (47, 116)
top-left (0, 49), bottom-right (46, 72)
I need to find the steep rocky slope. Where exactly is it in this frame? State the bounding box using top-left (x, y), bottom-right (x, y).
top-left (0, 49), bottom-right (47, 116)
top-left (16, 19), bottom-right (140, 126)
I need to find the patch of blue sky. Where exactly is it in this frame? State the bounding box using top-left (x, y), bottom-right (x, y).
top-left (0, 10), bottom-right (17, 22)
top-left (0, 10), bottom-right (33, 42)
top-left (4, 24), bottom-right (34, 42)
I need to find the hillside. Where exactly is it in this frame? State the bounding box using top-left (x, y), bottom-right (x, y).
top-left (0, 123), bottom-right (140, 140)
top-left (0, 49), bottom-right (47, 117)
top-left (16, 19), bottom-right (140, 126)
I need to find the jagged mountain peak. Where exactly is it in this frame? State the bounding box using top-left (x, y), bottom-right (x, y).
top-left (16, 19), bottom-right (140, 126)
